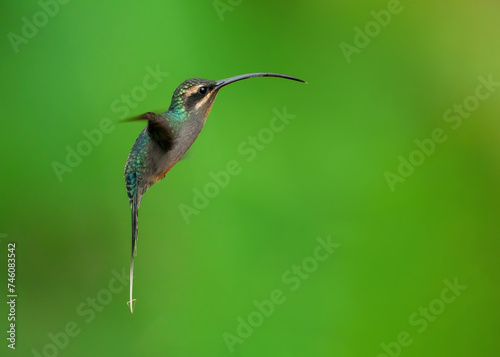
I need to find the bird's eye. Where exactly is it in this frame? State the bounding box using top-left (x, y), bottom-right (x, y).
top-left (198, 86), bottom-right (208, 95)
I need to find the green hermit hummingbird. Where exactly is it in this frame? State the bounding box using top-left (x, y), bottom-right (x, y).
top-left (124, 72), bottom-right (305, 313)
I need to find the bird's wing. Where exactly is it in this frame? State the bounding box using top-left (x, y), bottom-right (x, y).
top-left (133, 112), bottom-right (174, 151)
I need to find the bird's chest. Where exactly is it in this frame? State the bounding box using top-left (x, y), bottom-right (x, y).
top-left (149, 140), bottom-right (187, 183)
top-left (150, 120), bottom-right (205, 182)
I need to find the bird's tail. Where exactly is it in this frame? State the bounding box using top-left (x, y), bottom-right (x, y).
top-left (128, 189), bottom-right (139, 313)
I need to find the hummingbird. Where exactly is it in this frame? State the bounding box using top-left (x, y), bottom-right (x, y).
top-left (124, 72), bottom-right (306, 313)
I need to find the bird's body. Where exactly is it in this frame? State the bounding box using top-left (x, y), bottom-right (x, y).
top-left (124, 112), bottom-right (203, 203)
top-left (124, 73), bottom-right (305, 313)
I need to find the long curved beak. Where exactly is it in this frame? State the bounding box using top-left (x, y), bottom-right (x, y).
top-left (215, 72), bottom-right (306, 89)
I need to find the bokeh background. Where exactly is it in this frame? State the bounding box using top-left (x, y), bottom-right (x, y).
top-left (1, 0), bottom-right (500, 356)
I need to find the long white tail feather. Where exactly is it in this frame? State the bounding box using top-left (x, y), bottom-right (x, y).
top-left (127, 258), bottom-right (136, 313)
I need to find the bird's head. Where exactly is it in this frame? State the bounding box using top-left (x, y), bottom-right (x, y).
top-left (168, 78), bottom-right (218, 120)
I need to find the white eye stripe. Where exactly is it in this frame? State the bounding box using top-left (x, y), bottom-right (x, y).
top-left (194, 95), bottom-right (210, 111)
top-left (184, 86), bottom-right (202, 97)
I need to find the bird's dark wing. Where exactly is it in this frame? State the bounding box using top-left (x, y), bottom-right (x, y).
top-left (130, 112), bottom-right (174, 151)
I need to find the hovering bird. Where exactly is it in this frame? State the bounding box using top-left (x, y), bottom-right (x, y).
top-left (124, 72), bottom-right (306, 312)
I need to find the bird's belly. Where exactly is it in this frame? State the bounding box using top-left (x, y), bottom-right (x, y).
top-left (153, 167), bottom-right (171, 183)
top-left (150, 133), bottom-right (197, 184)
top-left (151, 149), bottom-right (185, 183)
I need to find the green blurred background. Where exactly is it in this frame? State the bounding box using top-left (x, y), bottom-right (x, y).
top-left (1, 0), bottom-right (500, 356)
